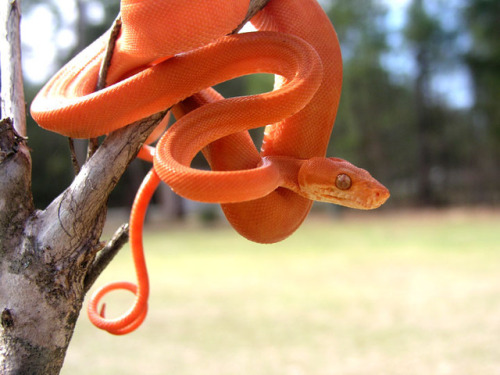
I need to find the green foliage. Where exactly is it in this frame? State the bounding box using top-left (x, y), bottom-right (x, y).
top-left (463, 0), bottom-right (500, 200)
top-left (324, 0), bottom-right (388, 59)
top-left (405, 0), bottom-right (442, 46)
top-left (464, 0), bottom-right (500, 142)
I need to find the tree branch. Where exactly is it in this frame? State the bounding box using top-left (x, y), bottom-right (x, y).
top-left (96, 16), bottom-right (122, 91)
top-left (68, 138), bottom-right (81, 175)
top-left (0, 0), bottom-right (34, 241)
top-left (0, 0), bottom-right (26, 136)
top-left (34, 110), bottom-right (167, 261)
top-left (83, 223), bottom-right (129, 293)
top-left (35, 12), bottom-right (158, 292)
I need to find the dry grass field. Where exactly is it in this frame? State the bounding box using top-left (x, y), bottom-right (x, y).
top-left (61, 208), bottom-right (500, 375)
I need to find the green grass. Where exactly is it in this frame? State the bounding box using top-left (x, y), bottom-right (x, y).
top-left (62, 208), bottom-right (500, 375)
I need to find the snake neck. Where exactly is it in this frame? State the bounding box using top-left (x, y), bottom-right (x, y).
top-left (263, 156), bottom-right (304, 195)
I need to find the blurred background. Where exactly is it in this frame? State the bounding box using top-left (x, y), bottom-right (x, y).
top-left (17, 1), bottom-right (499, 374)
top-left (21, 0), bottom-right (500, 213)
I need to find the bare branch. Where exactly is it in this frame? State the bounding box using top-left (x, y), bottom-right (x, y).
top-left (35, 110), bottom-right (167, 259)
top-left (0, 3), bottom-right (33, 243)
top-left (85, 16), bottom-right (122, 160)
top-left (96, 16), bottom-right (122, 91)
top-left (233, 0), bottom-right (271, 33)
top-left (68, 138), bottom-right (81, 175)
top-left (0, 0), bottom-right (26, 136)
top-left (84, 223), bottom-right (129, 293)
top-left (86, 137), bottom-right (100, 159)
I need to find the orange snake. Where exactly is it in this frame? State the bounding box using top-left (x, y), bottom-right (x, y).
top-left (31, 0), bottom-right (389, 335)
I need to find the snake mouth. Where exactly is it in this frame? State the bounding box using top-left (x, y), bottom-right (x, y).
top-left (333, 194), bottom-right (384, 210)
top-left (307, 185), bottom-right (390, 210)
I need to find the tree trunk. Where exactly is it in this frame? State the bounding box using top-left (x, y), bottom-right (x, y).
top-left (0, 1), bottom-right (269, 373)
top-left (0, 110), bottom-right (164, 374)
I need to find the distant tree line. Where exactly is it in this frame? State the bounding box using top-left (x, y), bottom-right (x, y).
top-left (22, 0), bottom-right (499, 210)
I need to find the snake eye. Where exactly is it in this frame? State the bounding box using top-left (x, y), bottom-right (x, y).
top-left (335, 173), bottom-right (351, 190)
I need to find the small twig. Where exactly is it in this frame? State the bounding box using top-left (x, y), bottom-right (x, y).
top-left (86, 15), bottom-right (122, 160)
top-left (232, 0), bottom-right (271, 34)
top-left (84, 223), bottom-right (129, 293)
top-left (68, 138), bottom-right (81, 175)
top-left (96, 15), bottom-right (122, 92)
top-left (86, 138), bottom-right (100, 160)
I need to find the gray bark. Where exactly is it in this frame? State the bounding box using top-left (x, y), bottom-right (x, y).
top-left (0, 0), bottom-right (269, 374)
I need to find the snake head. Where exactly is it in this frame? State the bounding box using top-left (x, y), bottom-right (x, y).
top-left (297, 157), bottom-right (390, 209)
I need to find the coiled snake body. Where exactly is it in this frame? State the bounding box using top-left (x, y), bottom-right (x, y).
top-left (31, 0), bottom-right (389, 334)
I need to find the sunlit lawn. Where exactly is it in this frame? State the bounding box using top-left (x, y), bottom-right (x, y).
top-left (62, 208), bottom-right (500, 375)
